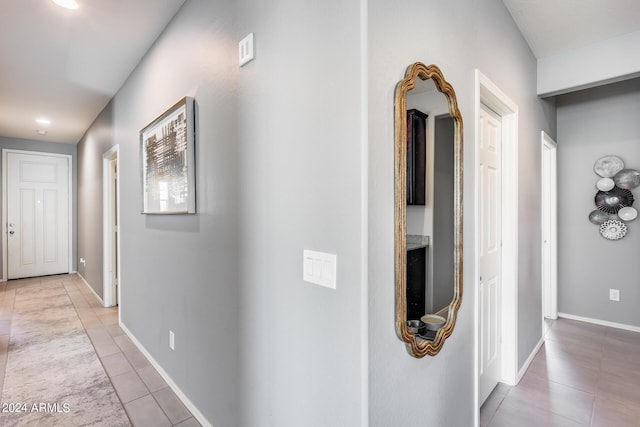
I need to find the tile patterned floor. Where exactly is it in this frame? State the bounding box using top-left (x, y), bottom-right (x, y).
top-left (481, 318), bottom-right (640, 427)
top-left (0, 274), bottom-right (201, 427)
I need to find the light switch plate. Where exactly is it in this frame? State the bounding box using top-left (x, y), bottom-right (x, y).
top-left (238, 33), bottom-right (255, 67)
top-left (303, 250), bottom-right (337, 289)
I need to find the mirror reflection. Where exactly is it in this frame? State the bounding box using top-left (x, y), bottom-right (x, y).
top-left (395, 63), bottom-right (463, 358)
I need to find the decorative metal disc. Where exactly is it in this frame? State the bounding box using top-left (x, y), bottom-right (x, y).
top-left (588, 210), bottom-right (610, 225)
top-left (596, 178), bottom-right (615, 191)
top-left (618, 206), bottom-right (638, 222)
top-left (613, 169), bottom-right (640, 190)
top-left (599, 219), bottom-right (627, 240)
top-left (594, 155), bottom-right (624, 178)
top-left (595, 187), bottom-right (634, 214)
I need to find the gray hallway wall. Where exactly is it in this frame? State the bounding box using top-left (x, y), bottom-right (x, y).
top-left (78, 0), bottom-right (241, 424)
top-left (76, 101), bottom-right (114, 299)
top-left (368, 0), bottom-right (556, 424)
top-left (77, 0), bottom-right (365, 425)
top-left (557, 78), bottom-right (640, 327)
top-left (233, 0), bottom-right (365, 425)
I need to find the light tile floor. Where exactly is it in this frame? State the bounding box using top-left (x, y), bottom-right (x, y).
top-left (481, 317), bottom-right (640, 427)
top-left (0, 274), bottom-right (201, 427)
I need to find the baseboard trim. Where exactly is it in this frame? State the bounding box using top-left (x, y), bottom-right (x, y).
top-left (119, 323), bottom-right (213, 427)
top-left (516, 336), bottom-right (544, 384)
top-left (558, 312), bottom-right (640, 333)
top-left (76, 272), bottom-right (104, 306)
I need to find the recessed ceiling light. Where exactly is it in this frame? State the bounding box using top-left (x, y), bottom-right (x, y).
top-left (52, 0), bottom-right (79, 10)
top-left (36, 118), bottom-right (51, 125)
top-left (36, 130), bottom-right (48, 135)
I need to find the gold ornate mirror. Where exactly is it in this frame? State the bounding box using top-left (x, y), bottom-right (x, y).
top-left (394, 62), bottom-right (463, 357)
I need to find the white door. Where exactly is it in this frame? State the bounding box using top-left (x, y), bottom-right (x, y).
top-left (479, 105), bottom-right (502, 405)
top-left (541, 132), bottom-right (558, 323)
top-left (6, 151), bottom-right (70, 279)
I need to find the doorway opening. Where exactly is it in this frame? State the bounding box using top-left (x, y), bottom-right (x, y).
top-left (103, 146), bottom-right (120, 309)
top-left (474, 70), bottom-right (519, 411)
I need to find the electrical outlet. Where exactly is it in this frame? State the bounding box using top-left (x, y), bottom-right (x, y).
top-left (169, 331), bottom-right (175, 350)
top-left (609, 289), bottom-right (620, 302)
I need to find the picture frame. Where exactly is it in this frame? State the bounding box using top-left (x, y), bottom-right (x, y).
top-left (140, 96), bottom-right (196, 214)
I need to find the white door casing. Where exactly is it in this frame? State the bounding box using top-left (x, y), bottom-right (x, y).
top-left (541, 132), bottom-right (558, 322)
top-left (478, 105), bottom-right (502, 405)
top-left (3, 150), bottom-right (71, 280)
top-left (474, 70), bottom-right (519, 421)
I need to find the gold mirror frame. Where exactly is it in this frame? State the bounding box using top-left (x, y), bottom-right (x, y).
top-left (394, 62), bottom-right (463, 358)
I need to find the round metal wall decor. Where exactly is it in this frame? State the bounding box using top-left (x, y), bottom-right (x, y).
top-left (594, 187), bottom-right (634, 214)
top-left (618, 206), bottom-right (638, 222)
top-left (613, 169), bottom-right (640, 190)
top-left (588, 210), bottom-right (610, 225)
top-left (589, 155), bottom-right (638, 240)
top-left (594, 155), bottom-right (624, 178)
top-left (596, 178), bottom-right (615, 191)
top-left (599, 219), bottom-right (627, 240)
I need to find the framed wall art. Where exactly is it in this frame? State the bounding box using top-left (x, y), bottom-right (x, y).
top-left (140, 96), bottom-right (196, 214)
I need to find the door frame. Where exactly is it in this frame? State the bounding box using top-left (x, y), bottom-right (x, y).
top-left (474, 70), bottom-right (519, 413)
top-left (2, 149), bottom-right (73, 282)
top-left (541, 132), bottom-right (558, 322)
top-left (103, 145), bottom-right (120, 307)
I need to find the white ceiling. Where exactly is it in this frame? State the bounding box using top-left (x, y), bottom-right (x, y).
top-left (1, 1), bottom-right (637, 145)
top-left (0, 0), bottom-right (186, 144)
top-left (503, 0), bottom-right (640, 59)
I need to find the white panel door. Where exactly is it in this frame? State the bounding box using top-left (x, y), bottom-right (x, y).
top-left (479, 105), bottom-right (502, 405)
top-left (7, 152), bottom-right (69, 279)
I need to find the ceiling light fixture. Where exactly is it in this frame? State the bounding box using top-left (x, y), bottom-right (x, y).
top-left (36, 118), bottom-right (51, 125)
top-left (36, 130), bottom-right (48, 135)
top-left (52, 0), bottom-right (79, 10)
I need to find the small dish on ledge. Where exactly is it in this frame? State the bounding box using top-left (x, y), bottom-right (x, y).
top-left (406, 319), bottom-right (427, 335)
top-left (421, 314), bottom-right (446, 331)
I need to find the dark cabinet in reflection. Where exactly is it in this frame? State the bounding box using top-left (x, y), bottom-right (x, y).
top-left (407, 109), bottom-right (428, 205)
top-left (406, 246), bottom-right (426, 320)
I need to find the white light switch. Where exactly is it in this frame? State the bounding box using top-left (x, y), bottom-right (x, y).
top-left (303, 250), bottom-right (337, 289)
top-left (238, 33), bottom-right (255, 67)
